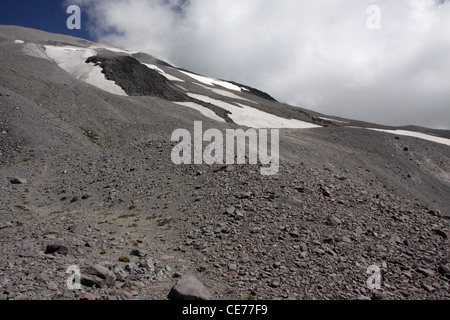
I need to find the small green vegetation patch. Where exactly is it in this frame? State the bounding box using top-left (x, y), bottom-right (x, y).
top-left (157, 218), bottom-right (173, 227)
top-left (119, 255), bottom-right (131, 263)
top-left (80, 127), bottom-right (100, 142)
top-left (118, 213), bottom-right (138, 219)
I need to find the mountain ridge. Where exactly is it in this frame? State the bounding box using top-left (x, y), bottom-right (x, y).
top-left (0, 25), bottom-right (449, 301)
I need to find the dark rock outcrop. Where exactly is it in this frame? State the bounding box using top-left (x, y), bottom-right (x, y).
top-left (85, 55), bottom-right (189, 101)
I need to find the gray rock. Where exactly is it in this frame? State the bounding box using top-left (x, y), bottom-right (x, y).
top-left (322, 189), bottom-right (333, 198)
top-left (80, 274), bottom-right (105, 288)
top-left (313, 248), bottom-right (326, 255)
top-left (113, 267), bottom-right (128, 281)
top-left (10, 177), bottom-right (27, 185)
top-left (287, 293), bottom-right (298, 300)
top-left (224, 206), bottom-right (235, 215)
top-left (36, 272), bottom-right (50, 283)
top-left (0, 222), bottom-right (13, 230)
top-left (79, 292), bottom-right (96, 300)
top-left (47, 282), bottom-right (58, 291)
top-left (71, 247), bottom-right (87, 257)
top-left (328, 216), bottom-right (342, 226)
top-left (44, 244), bottom-right (69, 255)
top-left (289, 230), bottom-right (300, 238)
top-left (269, 278), bottom-right (281, 288)
top-left (130, 249), bottom-right (147, 257)
top-left (299, 251), bottom-right (308, 259)
top-left (417, 268), bottom-right (435, 277)
top-left (125, 263), bottom-right (137, 272)
top-left (277, 196), bottom-right (304, 210)
top-left (234, 210), bottom-right (245, 220)
top-left (432, 229), bottom-right (448, 240)
top-left (422, 283), bottom-right (436, 292)
top-left (155, 269), bottom-right (168, 281)
top-left (18, 250), bottom-right (35, 258)
top-left (87, 264), bottom-right (116, 287)
top-left (293, 186), bottom-right (305, 193)
top-left (239, 192), bottom-right (252, 199)
top-left (213, 165), bottom-right (230, 173)
top-left (438, 264), bottom-right (450, 278)
top-left (59, 289), bottom-right (76, 300)
top-left (239, 253), bottom-right (250, 263)
top-left (250, 227), bottom-right (261, 234)
top-left (4, 286), bottom-right (14, 295)
top-left (0, 277), bottom-right (10, 287)
top-left (98, 261), bottom-right (113, 269)
top-left (168, 274), bottom-right (213, 300)
top-left (389, 234), bottom-right (402, 244)
top-left (371, 292), bottom-right (387, 300)
top-left (228, 263), bottom-right (238, 271)
top-left (119, 289), bottom-right (133, 299)
top-left (68, 221), bottom-right (99, 233)
top-left (139, 258), bottom-right (155, 272)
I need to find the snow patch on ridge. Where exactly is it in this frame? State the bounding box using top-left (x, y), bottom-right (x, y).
top-left (187, 93), bottom-right (321, 129)
top-left (142, 63), bottom-right (185, 82)
top-left (367, 128), bottom-right (450, 147)
top-left (44, 45), bottom-right (128, 96)
top-left (89, 44), bottom-right (137, 55)
top-left (193, 82), bottom-right (255, 103)
top-left (178, 70), bottom-right (243, 92)
top-left (210, 88), bottom-right (256, 103)
top-left (174, 102), bottom-right (226, 123)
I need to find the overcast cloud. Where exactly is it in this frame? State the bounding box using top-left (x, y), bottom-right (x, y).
top-left (70, 0), bottom-right (450, 129)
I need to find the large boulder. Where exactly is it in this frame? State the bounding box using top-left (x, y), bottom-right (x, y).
top-left (167, 274), bottom-right (213, 300)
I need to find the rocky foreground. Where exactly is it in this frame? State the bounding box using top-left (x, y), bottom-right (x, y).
top-left (0, 139), bottom-right (448, 300)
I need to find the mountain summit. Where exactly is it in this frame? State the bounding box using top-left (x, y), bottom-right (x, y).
top-left (0, 25), bottom-right (449, 300)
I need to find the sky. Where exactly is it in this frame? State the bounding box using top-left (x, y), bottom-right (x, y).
top-left (0, 0), bottom-right (91, 40)
top-left (1, 0), bottom-right (449, 129)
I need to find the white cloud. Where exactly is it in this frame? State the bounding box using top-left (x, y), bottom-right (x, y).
top-left (70, 0), bottom-right (450, 129)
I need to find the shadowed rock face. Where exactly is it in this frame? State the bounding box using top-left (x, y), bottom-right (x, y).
top-left (227, 80), bottom-right (277, 102)
top-left (85, 55), bottom-right (189, 101)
